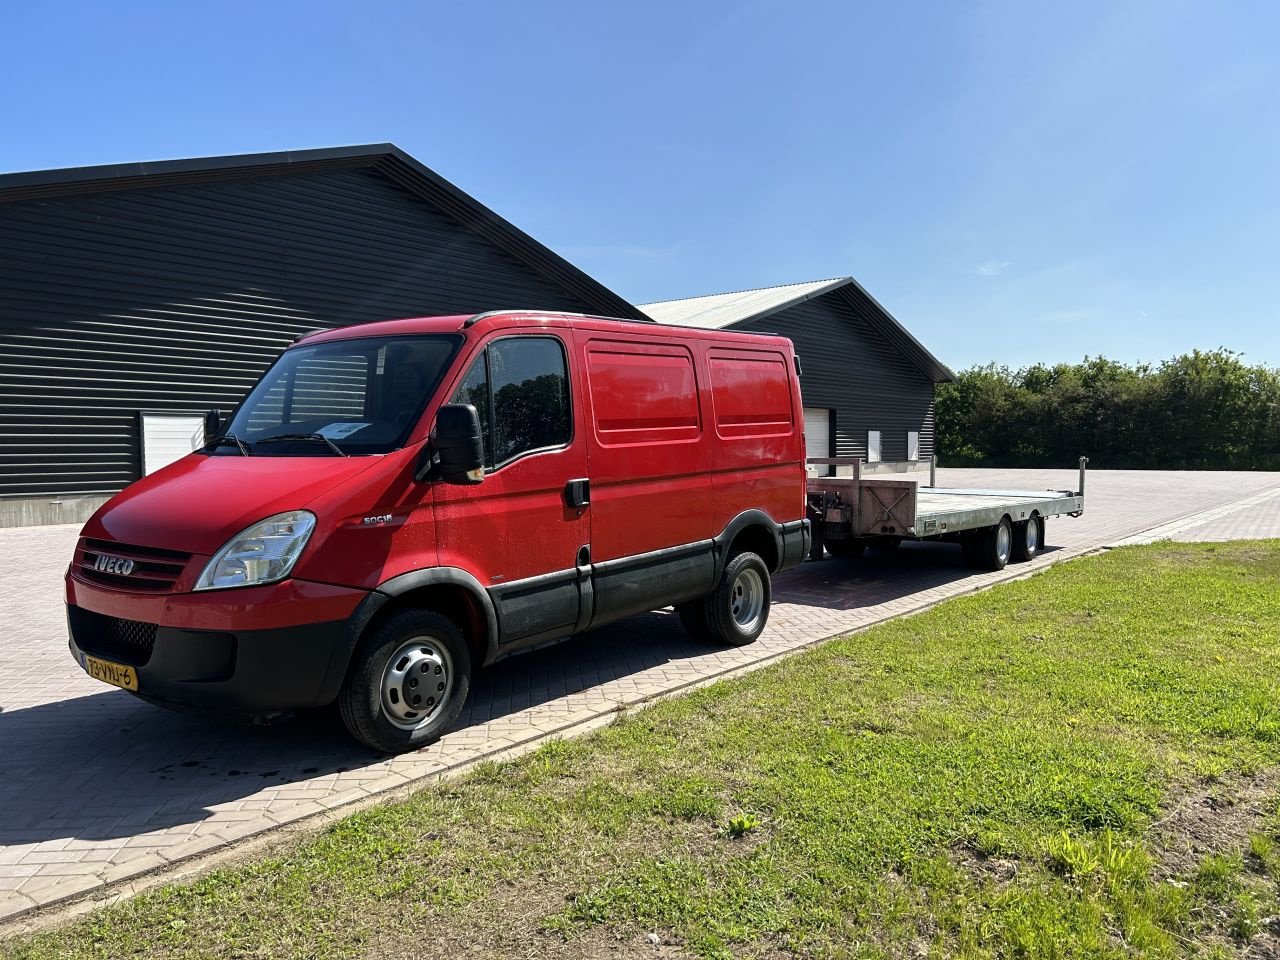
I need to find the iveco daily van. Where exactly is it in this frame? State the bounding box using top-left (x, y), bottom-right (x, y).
top-left (66, 310), bottom-right (810, 752)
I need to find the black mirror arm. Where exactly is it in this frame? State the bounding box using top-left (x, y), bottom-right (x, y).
top-left (413, 444), bottom-right (440, 483)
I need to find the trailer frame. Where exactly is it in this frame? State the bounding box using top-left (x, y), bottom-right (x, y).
top-left (806, 457), bottom-right (1087, 570)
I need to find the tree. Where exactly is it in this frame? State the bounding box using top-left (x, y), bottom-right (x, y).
top-left (935, 350), bottom-right (1280, 470)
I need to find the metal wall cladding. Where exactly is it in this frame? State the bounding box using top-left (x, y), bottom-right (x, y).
top-left (737, 291), bottom-right (936, 462)
top-left (0, 168), bottom-right (606, 498)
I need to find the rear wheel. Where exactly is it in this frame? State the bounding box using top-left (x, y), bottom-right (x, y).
top-left (1012, 514), bottom-right (1043, 562)
top-left (681, 551), bottom-right (771, 647)
top-left (825, 538), bottom-right (865, 559)
top-left (338, 609), bottom-right (471, 754)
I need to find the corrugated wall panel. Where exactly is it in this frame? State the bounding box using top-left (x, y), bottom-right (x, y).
top-left (737, 291), bottom-right (937, 462)
top-left (0, 168), bottom-right (607, 498)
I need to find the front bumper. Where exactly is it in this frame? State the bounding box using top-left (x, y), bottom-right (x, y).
top-left (66, 573), bottom-right (374, 716)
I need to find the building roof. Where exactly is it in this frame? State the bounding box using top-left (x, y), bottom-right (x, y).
top-left (0, 144), bottom-right (648, 323)
top-left (640, 277), bottom-right (954, 383)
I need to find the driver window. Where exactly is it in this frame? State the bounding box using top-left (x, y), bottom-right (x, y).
top-left (448, 336), bottom-right (569, 468)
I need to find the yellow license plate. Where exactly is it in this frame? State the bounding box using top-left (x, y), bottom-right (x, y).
top-left (83, 654), bottom-right (138, 692)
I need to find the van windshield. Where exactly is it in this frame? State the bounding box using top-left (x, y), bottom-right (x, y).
top-left (213, 335), bottom-right (461, 456)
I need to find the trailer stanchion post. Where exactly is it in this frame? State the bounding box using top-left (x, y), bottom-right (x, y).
top-left (929, 454), bottom-right (936, 488)
top-left (1078, 456), bottom-right (1088, 497)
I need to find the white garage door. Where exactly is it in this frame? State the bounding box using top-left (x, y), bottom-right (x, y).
top-left (803, 407), bottom-right (830, 474)
top-left (141, 413), bottom-right (205, 475)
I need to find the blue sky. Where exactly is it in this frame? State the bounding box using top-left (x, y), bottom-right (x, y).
top-left (2, 1), bottom-right (1276, 369)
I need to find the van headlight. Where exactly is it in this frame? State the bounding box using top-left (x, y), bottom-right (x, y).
top-left (195, 511), bottom-right (316, 591)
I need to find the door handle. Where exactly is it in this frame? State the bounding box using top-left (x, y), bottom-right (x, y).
top-left (565, 478), bottom-right (590, 508)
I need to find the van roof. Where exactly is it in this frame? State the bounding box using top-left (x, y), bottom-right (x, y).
top-left (293, 310), bottom-right (794, 348)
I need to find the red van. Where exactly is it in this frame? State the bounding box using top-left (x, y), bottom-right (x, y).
top-left (66, 311), bottom-right (810, 752)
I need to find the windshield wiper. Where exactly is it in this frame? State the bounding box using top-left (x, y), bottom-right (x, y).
top-left (204, 434), bottom-right (251, 456)
top-left (255, 433), bottom-right (348, 457)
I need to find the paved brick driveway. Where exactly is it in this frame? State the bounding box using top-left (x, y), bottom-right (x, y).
top-left (4, 467), bottom-right (1280, 921)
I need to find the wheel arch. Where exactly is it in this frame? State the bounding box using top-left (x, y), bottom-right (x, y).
top-left (366, 567), bottom-right (498, 669)
top-left (715, 509), bottom-right (783, 574)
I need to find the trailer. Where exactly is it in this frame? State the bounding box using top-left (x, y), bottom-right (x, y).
top-left (807, 457), bottom-right (1087, 571)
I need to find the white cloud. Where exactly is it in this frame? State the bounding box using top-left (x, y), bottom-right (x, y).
top-left (974, 259), bottom-right (1012, 277)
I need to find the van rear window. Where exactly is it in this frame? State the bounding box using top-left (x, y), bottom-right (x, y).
top-left (586, 343), bottom-right (700, 445)
top-left (708, 350), bottom-right (794, 438)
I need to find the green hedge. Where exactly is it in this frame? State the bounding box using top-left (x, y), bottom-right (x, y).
top-left (935, 349), bottom-right (1280, 470)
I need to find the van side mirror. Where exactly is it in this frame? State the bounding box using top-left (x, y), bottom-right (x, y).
top-left (204, 408), bottom-right (223, 442)
top-left (422, 403), bottom-right (485, 484)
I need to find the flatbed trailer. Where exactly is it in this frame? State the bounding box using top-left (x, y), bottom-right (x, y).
top-left (807, 457), bottom-right (1087, 571)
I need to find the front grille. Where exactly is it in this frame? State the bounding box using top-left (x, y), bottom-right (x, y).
top-left (75, 537), bottom-right (191, 592)
top-left (69, 607), bottom-right (158, 666)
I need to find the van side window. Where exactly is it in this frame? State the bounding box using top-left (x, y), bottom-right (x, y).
top-left (449, 336), bottom-right (570, 468)
top-left (490, 338), bottom-right (570, 463)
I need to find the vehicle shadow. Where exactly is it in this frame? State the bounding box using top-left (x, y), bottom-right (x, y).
top-left (0, 541), bottom-right (1044, 845)
top-left (774, 539), bottom-right (1064, 611)
top-left (0, 610), bottom-right (707, 844)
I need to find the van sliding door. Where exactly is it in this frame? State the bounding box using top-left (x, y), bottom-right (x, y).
top-left (578, 334), bottom-right (716, 625)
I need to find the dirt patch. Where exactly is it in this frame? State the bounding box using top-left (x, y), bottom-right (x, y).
top-left (364, 873), bottom-right (696, 960)
top-left (1147, 767), bottom-right (1280, 877)
top-left (952, 844), bottom-right (1020, 887)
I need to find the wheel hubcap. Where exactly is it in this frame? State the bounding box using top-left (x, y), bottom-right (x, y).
top-left (996, 524), bottom-right (1012, 562)
top-left (380, 637), bottom-right (453, 730)
top-left (1026, 519), bottom-right (1039, 553)
top-left (729, 568), bottom-right (765, 632)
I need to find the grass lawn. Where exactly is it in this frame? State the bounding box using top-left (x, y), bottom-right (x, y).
top-left (5, 541), bottom-right (1280, 959)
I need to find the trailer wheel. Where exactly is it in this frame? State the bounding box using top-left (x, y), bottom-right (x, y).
top-left (1012, 514), bottom-right (1044, 562)
top-left (978, 518), bottom-right (1014, 571)
top-left (825, 538), bottom-right (865, 559)
top-left (338, 609), bottom-right (472, 754)
top-left (684, 551), bottom-right (771, 647)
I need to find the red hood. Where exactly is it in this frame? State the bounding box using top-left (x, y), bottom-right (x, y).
top-left (83, 452), bottom-right (385, 554)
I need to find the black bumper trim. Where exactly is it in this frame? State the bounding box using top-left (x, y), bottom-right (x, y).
top-left (68, 605), bottom-right (358, 716)
top-left (779, 518), bottom-right (811, 573)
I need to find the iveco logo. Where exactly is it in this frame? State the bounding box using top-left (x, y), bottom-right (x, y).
top-left (93, 554), bottom-right (136, 576)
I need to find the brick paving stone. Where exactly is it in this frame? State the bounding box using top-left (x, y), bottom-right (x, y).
top-left (4, 468), bottom-right (1280, 920)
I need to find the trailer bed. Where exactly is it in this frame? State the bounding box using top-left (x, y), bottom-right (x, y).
top-left (912, 487), bottom-right (1083, 537)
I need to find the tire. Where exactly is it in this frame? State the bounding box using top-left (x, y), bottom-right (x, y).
top-left (978, 518), bottom-right (1014, 571)
top-left (676, 601), bottom-right (713, 641)
top-left (1012, 514), bottom-right (1043, 563)
top-left (683, 551), bottom-right (771, 647)
top-left (338, 609), bottom-right (472, 754)
top-left (825, 538), bottom-right (865, 559)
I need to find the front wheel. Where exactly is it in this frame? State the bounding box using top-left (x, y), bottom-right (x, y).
top-left (978, 518), bottom-right (1014, 571)
top-left (682, 551), bottom-right (772, 647)
top-left (338, 609), bottom-right (472, 754)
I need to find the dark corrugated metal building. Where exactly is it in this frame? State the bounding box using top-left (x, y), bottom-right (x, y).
top-left (640, 279), bottom-right (954, 468)
top-left (0, 144), bottom-right (647, 525)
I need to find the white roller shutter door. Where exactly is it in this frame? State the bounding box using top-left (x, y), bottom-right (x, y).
top-left (803, 407), bottom-right (830, 474)
top-left (141, 413), bottom-right (205, 475)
